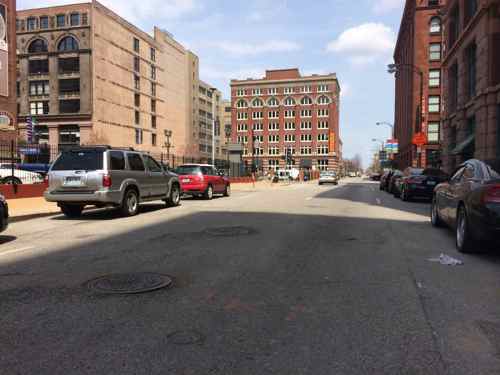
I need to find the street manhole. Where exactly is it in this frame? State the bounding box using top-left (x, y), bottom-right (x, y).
top-left (86, 272), bottom-right (173, 294)
top-left (204, 226), bottom-right (256, 237)
top-left (167, 330), bottom-right (205, 345)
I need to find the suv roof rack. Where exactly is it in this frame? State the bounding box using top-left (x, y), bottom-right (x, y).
top-left (62, 145), bottom-right (136, 151)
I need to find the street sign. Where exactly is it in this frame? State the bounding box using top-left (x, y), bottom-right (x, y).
top-left (385, 139), bottom-right (399, 154)
top-left (412, 132), bottom-right (428, 146)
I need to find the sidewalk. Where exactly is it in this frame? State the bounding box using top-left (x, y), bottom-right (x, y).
top-left (8, 197), bottom-right (61, 223)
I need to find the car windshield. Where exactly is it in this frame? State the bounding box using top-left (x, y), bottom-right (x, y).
top-left (175, 165), bottom-right (202, 175)
top-left (51, 150), bottom-right (103, 171)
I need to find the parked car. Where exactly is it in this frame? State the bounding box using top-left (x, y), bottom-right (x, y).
top-left (0, 194), bottom-right (9, 233)
top-left (45, 146), bottom-right (181, 217)
top-left (319, 171), bottom-right (339, 185)
top-left (370, 173), bottom-right (381, 181)
top-left (397, 167), bottom-right (448, 201)
top-left (175, 164), bottom-right (230, 199)
top-left (392, 168), bottom-right (423, 198)
top-left (379, 170), bottom-right (393, 191)
top-left (387, 170), bottom-right (403, 194)
top-left (0, 163), bottom-right (44, 185)
top-left (431, 159), bottom-right (500, 252)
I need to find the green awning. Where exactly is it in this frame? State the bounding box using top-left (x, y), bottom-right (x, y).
top-left (450, 134), bottom-right (475, 155)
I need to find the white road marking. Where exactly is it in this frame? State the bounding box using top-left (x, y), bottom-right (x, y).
top-left (0, 246), bottom-right (35, 257)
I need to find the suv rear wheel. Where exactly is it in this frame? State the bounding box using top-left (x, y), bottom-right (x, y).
top-left (60, 204), bottom-right (84, 218)
top-left (165, 184), bottom-right (181, 207)
top-left (121, 188), bottom-right (139, 216)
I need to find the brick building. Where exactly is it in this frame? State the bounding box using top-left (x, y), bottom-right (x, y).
top-left (441, 0), bottom-right (500, 172)
top-left (0, 0), bottom-right (17, 142)
top-left (393, 0), bottom-right (446, 169)
top-left (230, 69), bottom-right (341, 172)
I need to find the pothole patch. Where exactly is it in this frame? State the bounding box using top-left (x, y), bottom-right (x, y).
top-left (204, 226), bottom-right (256, 237)
top-left (167, 330), bottom-right (205, 345)
top-left (85, 273), bottom-right (173, 294)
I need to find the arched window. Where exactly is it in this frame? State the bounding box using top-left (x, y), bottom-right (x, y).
top-left (58, 36), bottom-right (79, 52)
top-left (252, 98), bottom-right (264, 108)
top-left (300, 96), bottom-right (313, 105)
top-left (28, 38), bottom-right (48, 53)
top-left (430, 17), bottom-right (441, 33)
top-left (317, 96), bottom-right (331, 105)
top-left (267, 97), bottom-right (279, 107)
top-left (236, 100), bottom-right (248, 109)
top-left (284, 97), bottom-right (296, 106)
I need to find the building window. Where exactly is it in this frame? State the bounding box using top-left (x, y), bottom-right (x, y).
top-left (268, 88), bottom-right (277, 95)
top-left (284, 97), bottom-right (296, 106)
top-left (151, 115), bottom-right (157, 129)
top-left (284, 87), bottom-right (294, 94)
top-left (150, 48), bottom-right (156, 62)
top-left (39, 16), bottom-right (49, 29)
top-left (252, 88), bottom-right (262, 96)
top-left (284, 110), bottom-right (295, 118)
top-left (429, 70), bottom-right (441, 87)
top-left (236, 100), bottom-right (248, 108)
top-left (268, 135), bottom-right (280, 143)
top-left (317, 96), bottom-right (331, 105)
top-left (151, 99), bottom-right (156, 113)
top-left (318, 109), bottom-right (329, 117)
top-left (430, 17), bottom-right (441, 33)
top-left (301, 86), bottom-right (312, 93)
top-left (29, 59), bottom-right (49, 75)
top-left (429, 43), bottom-right (441, 61)
top-left (318, 121), bottom-right (329, 129)
top-left (284, 122), bottom-right (296, 130)
top-left (428, 96), bottom-right (440, 113)
top-left (428, 122), bottom-right (440, 143)
top-left (58, 57), bottom-right (80, 73)
top-left (59, 99), bottom-right (80, 113)
top-left (134, 93), bottom-right (141, 108)
top-left (300, 146), bottom-right (312, 155)
top-left (253, 123), bottom-right (263, 131)
top-left (30, 101), bottom-right (49, 115)
top-left (16, 82), bottom-right (20, 97)
top-left (268, 111), bottom-right (279, 119)
top-left (301, 96), bottom-right (313, 105)
top-left (134, 56), bottom-right (140, 72)
top-left (56, 14), bottom-right (66, 28)
top-left (268, 122), bottom-right (279, 131)
top-left (252, 98), bottom-right (264, 108)
top-left (134, 75), bottom-right (140, 90)
top-left (252, 111), bottom-right (263, 119)
top-left (318, 159), bottom-right (329, 170)
top-left (301, 109), bottom-right (312, 118)
top-left (301, 121), bottom-right (312, 130)
top-left (237, 112), bottom-right (248, 120)
top-left (70, 13), bottom-right (80, 26)
top-left (59, 79), bottom-right (80, 94)
top-left (59, 125), bottom-right (80, 146)
top-left (135, 110), bottom-right (140, 125)
top-left (268, 97), bottom-right (279, 107)
top-left (58, 36), bottom-right (79, 52)
top-left (318, 133), bottom-right (329, 142)
top-left (27, 17), bottom-right (37, 31)
top-left (318, 85), bottom-right (329, 92)
top-left (285, 134), bottom-right (296, 142)
top-left (301, 134), bottom-right (312, 142)
top-left (318, 146), bottom-right (329, 155)
top-left (152, 133), bottom-right (157, 146)
top-left (34, 125), bottom-right (49, 144)
top-left (448, 63), bottom-right (459, 113)
top-left (82, 13), bottom-right (88, 25)
top-left (29, 81), bottom-right (50, 96)
top-left (252, 135), bottom-right (264, 143)
top-left (466, 42), bottom-right (477, 100)
top-left (133, 38), bottom-right (140, 53)
top-left (135, 129), bottom-right (143, 145)
top-left (464, 0), bottom-right (478, 26)
top-left (28, 39), bottom-right (48, 53)
top-left (236, 89), bottom-right (245, 96)
top-left (151, 82), bottom-right (156, 96)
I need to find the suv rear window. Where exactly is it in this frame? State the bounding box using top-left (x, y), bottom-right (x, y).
top-left (127, 154), bottom-right (145, 171)
top-left (109, 151), bottom-right (125, 170)
top-left (52, 150), bottom-right (103, 171)
top-left (175, 166), bottom-right (202, 175)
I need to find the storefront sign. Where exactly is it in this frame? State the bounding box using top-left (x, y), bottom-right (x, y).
top-left (0, 4), bottom-right (9, 97)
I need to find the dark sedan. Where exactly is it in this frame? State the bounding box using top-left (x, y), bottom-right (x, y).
top-left (398, 168), bottom-right (448, 201)
top-left (431, 159), bottom-right (500, 253)
top-left (387, 170), bottom-right (403, 194)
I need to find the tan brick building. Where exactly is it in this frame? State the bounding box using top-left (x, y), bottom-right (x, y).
top-left (393, 0), bottom-right (446, 170)
top-left (0, 0), bottom-right (17, 142)
top-left (16, 1), bottom-right (215, 158)
top-left (230, 69), bottom-right (341, 172)
top-left (441, 0), bottom-right (500, 172)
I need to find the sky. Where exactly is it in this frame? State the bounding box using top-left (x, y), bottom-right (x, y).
top-left (17, 0), bottom-right (406, 167)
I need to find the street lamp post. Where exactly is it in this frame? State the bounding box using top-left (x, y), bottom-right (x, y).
top-left (164, 130), bottom-right (173, 166)
top-left (387, 63), bottom-right (424, 167)
top-left (376, 121), bottom-right (394, 138)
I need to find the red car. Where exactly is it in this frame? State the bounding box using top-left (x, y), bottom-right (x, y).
top-left (175, 164), bottom-right (230, 199)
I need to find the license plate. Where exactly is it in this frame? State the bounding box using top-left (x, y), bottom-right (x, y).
top-left (427, 181), bottom-right (437, 186)
top-left (64, 176), bottom-right (83, 186)
top-left (182, 178), bottom-right (191, 183)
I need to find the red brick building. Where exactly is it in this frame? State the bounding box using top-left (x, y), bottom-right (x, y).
top-left (441, 0), bottom-right (500, 172)
top-left (393, 0), bottom-right (446, 169)
top-left (0, 0), bottom-right (17, 142)
top-left (230, 69), bottom-right (341, 172)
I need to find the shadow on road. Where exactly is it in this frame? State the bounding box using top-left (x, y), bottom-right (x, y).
top-left (50, 203), bottom-right (175, 221)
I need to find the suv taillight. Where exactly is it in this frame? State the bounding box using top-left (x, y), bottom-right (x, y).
top-left (103, 174), bottom-right (112, 188)
top-left (483, 185), bottom-right (500, 204)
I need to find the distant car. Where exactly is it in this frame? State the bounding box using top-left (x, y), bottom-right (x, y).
top-left (176, 164), bottom-right (230, 199)
top-left (0, 163), bottom-right (44, 185)
top-left (431, 159), bottom-right (500, 252)
top-left (348, 172), bottom-right (357, 178)
top-left (397, 167), bottom-right (448, 201)
top-left (387, 170), bottom-right (403, 194)
top-left (370, 173), bottom-right (381, 181)
top-left (45, 146), bottom-right (181, 217)
top-left (0, 194), bottom-right (8, 233)
top-left (319, 171), bottom-right (339, 185)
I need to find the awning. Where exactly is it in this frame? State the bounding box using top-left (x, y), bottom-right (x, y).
top-left (450, 134), bottom-right (475, 155)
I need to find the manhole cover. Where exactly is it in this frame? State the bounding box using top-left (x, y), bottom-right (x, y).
top-left (86, 273), bottom-right (173, 294)
top-left (167, 330), bottom-right (205, 345)
top-left (204, 226), bottom-right (255, 237)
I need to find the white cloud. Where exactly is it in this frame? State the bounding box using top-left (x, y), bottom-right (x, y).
top-left (211, 40), bottom-right (301, 57)
top-left (201, 66), bottom-right (266, 81)
top-left (326, 23), bottom-right (396, 65)
top-left (372, 0), bottom-right (404, 15)
top-left (340, 83), bottom-right (351, 98)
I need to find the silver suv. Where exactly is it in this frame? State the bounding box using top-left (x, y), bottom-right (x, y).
top-left (45, 146), bottom-right (181, 217)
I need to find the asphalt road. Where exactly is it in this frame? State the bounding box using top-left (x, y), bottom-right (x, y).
top-left (2, 178), bottom-right (500, 375)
